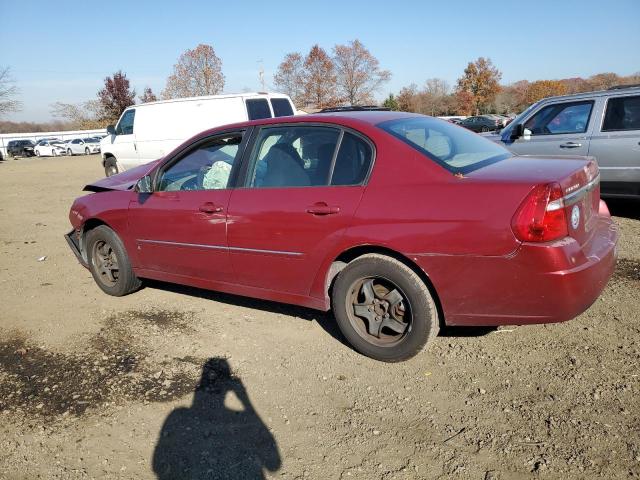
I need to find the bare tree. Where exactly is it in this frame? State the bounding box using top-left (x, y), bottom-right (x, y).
top-left (0, 67), bottom-right (22, 115)
top-left (273, 53), bottom-right (306, 107)
top-left (139, 86), bottom-right (158, 103)
top-left (303, 45), bottom-right (339, 108)
top-left (422, 78), bottom-right (450, 116)
top-left (163, 44), bottom-right (225, 99)
top-left (51, 100), bottom-right (106, 129)
top-left (98, 71), bottom-right (136, 124)
top-left (333, 40), bottom-right (391, 105)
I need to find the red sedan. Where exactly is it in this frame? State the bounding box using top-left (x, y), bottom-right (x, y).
top-left (66, 111), bottom-right (618, 362)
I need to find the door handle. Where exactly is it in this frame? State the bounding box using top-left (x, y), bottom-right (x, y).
top-left (306, 202), bottom-right (340, 215)
top-left (560, 142), bottom-right (582, 148)
top-left (199, 202), bottom-right (223, 214)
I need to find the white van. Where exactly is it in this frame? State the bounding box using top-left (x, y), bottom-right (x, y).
top-left (100, 92), bottom-right (297, 176)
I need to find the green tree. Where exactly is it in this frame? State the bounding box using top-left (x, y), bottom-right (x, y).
top-left (382, 93), bottom-right (399, 111)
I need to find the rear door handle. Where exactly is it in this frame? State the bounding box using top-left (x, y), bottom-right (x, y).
top-left (199, 202), bottom-right (223, 214)
top-left (560, 142), bottom-right (582, 148)
top-left (306, 202), bottom-right (340, 215)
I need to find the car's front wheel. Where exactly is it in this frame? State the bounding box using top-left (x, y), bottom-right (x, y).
top-left (67, 148), bottom-right (72, 156)
top-left (35, 150), bottom-right (40, 156)
top-left (85, 147), bottom-right (90, 155)
top-left (86, 225), bottom-right (142, 296)
top-left (332, 254), bottom-right (439, 362)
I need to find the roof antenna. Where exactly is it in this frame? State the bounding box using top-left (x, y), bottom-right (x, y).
top-left (258, 59), bottom-right (265, 92)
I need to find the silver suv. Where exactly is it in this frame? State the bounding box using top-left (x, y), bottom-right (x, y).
top-left (496, 85), bottom-right (640, 197)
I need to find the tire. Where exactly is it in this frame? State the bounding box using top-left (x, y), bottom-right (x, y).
top-left (85, 147), bottom-right (90, 155)
top-left (35, 150), bottom-right (40, 156)
top-left (67, 149), bottom-right (72, 156)
top-left (52, 149), bottom-right (58, 157)
top-left (332, 254), bottom-right (438, 362)
top-left (104, 158), bottom-right (118, 177)
top-left (86, 225), bottom-right (142, 297)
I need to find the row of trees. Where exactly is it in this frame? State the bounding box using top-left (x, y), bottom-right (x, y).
top-left (273, 40), bottom-right (391, 108)
top-left (385, 58), bottom-right (640, 117)
top-left (2, 41), bottom-right (639, 132)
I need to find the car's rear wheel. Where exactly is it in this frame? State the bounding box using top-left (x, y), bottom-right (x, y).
top-left (332, 254), bottom-right (438, 362)
top-left (85, 147), bottom-right (90, 155)
top-left (86, 225), bottom-right (142, 296)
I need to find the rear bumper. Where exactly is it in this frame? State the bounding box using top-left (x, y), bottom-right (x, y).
top-left (65, 229), bottom-right (88, 268)
top-left (414, 215), bottom-right (618, 326)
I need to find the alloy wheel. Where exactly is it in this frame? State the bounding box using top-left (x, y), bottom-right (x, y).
top-left (346, 277), bottom-right (412, 347)
top-left (91, 239), bottom-right (119, 287)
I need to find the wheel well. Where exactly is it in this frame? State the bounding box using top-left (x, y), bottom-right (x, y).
top-left (328, 246), bottom-right (446, 329)
top-left (79, 219), bottom-right (110, 262)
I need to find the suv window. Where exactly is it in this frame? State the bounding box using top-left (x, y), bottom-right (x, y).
top-left (524, 101), bottom-right (593, 135)
top-left (271, 98), bottom-right (294, 117)
top-left (331, 132), bottom-right (373, 186)
top-left (246, 99), bottom-right (272, 120)
top-left (248, 126), bottom-right (341, 188)
top-left (115, 109), bottom-right (135, 135)
top-left (602, 95), bottom-right (640, 131)
top-left (158, 134), bottom-right (242, 191)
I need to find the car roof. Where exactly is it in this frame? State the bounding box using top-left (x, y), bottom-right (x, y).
top-left (537, 85), bottom-right (640, 103)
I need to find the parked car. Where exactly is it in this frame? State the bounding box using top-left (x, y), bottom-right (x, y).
top-left (495, 85), bottom-right (640, 197)
top-left (6, 139), bottom-right (36, 157)
top-left (34, 139), bottom-right (67, 157)
top-left (66, 137), bottom-right (101, 156)
top-left (458, 115), bottom-right (502, 132)
top-left (100, 92), bottom-right (297, 177)
top-left (67, 111), bottom-right (617, 362)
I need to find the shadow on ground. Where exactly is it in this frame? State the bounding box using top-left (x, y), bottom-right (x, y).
top-left (606, 198), bottom-right (640, 220)
top-left (152, 357), bottom-right (280, 480)
top-left (144, 280), bottom-right (495, 346)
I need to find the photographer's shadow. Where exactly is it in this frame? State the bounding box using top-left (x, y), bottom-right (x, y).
top-left (152, 358), bottom-right (281, 479)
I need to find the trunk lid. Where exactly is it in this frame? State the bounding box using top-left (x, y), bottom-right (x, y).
top-left (468, 155), bottom-right (600, 246)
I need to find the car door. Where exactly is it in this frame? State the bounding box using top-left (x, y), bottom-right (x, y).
top-left (128, 131), bottom-right (247, 283)
top-left (103, 109), bottom-right (139, 170)
top-left (226, 124), bottom-right (373, 296)
top-left (508, 100), bottom-right (594, 156)
top-left (588, 94), bottom-right (640, 188)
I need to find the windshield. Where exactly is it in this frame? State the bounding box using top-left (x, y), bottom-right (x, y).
top-left (84, 138), bottom-right (98, 143)
top-left (378, 116), bottom-right (512, 174)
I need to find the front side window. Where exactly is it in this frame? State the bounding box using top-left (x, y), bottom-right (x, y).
top-left (602, 95), bottom-right (640, 131)
top-left (115, 109), bottom-right (135, 135)
top-left (157, 134), bottom-right (242, 191)
top-left (524, 101), bottom-right (593, 135)
top-left (247, 126), bottom-right (341, 188)
top-left (246, 99), bottom-right (272, 120)
top-left (271, 98), bottom-right (294, 117)
top-left (379, 116), bottom-right (511, 174)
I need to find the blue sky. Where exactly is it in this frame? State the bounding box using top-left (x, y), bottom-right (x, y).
top-left (1, 0), bottom-right (639, 122)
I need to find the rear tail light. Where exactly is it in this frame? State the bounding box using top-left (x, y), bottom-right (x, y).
top-left (511, 183), bottom-right (568, 242)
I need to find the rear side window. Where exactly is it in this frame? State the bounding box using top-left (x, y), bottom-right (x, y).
top-left (602, 95), bottom-right (640, 131)
top-left (115, 109), bottom-right (135, 135)
top-left (246, 99), bottom-right (272, 120)
top-left (379, 117), bottom-right (511, 174)
top-left (271, 98), bottom-right (294, 117)
top-left (524, 101), bottom-right (593, 135)
top-left (331, 133), bottom-right (372, 185)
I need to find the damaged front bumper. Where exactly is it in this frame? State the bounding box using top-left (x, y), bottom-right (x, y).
top-left (65, 229), bottom-right (88, 268)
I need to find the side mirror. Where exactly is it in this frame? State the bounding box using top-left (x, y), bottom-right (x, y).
top-left (522, 128), bottom-right (532, 140)
top-left (106, 124), bottom-right (116, 135)
top-left (135, 175), bottom-right (153, 193)
top-left (510, 123), bottom-right (524, 140)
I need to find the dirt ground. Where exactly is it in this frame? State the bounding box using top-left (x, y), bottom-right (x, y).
top-left (0, 154), bottom-right (639, 480)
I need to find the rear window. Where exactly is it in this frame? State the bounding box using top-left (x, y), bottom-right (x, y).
top-left (602, 95), bottom-right (640, 131)
top-left (246, 99), bottom-right (272, 120)
top-left (378, 116), bottom-right (511, 174)
top-left (271, 98), bottom-right (294, 117)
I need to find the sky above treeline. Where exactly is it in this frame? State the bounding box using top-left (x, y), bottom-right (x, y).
top-left (2, 0), bottom-right (639, 122)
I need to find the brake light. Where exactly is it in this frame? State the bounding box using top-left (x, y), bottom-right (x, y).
top-left (511, 183), bottom-right (568, 242)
